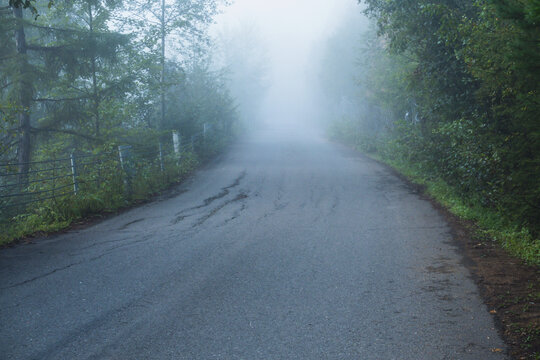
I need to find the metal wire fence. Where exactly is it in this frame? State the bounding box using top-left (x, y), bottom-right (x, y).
top-left (0, 125), bottom-right (214, 221)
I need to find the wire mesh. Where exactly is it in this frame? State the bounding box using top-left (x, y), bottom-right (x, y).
top-left (0, 127), bottom-right (212, 220)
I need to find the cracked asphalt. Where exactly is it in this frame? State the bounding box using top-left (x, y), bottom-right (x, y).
top-left (0, 128), bottom-right (508, 359)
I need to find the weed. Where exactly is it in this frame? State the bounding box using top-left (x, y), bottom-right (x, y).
top-left (0, 152), bottom-right (201, 246)
top-left (348, 138), bottom-right (540, 266)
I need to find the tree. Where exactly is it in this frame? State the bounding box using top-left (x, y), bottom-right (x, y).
top-left (1, 3), bottom-right (33, 186)
top-left (0, 0), bottom-right (131, 186)
top-left (164, 52), bottom-right (236, 140)
top-left (7, 0), bottom-right (52, 18)
top-left (355, 0), bottom-right (540, 231)
top-left (214, 23), bottom-right (269, 126)
top-left (37, 0), bottom-right (131, 139)
top-left (122, 0), bottom-right (222, 129)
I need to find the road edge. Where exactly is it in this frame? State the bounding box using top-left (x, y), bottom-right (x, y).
top-left (334, 141), bottom-right (539, 360)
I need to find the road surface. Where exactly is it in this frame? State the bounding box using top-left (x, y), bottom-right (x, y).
top-left (0, 129), bottom-right (507, 359)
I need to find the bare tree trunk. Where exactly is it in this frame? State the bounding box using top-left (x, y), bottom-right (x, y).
top-left (160, 0), bottom-right (165, 130)
top-left (13, 6), bottom-right (31, 188)
top-left (89, 2), bottom-right (100, 138)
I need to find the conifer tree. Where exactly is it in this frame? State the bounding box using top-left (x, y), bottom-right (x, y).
top-left (0, 0), bottom-right (130, 185)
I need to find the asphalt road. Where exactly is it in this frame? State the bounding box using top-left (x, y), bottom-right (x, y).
top-left (0, 128), bottom-right (507, 359)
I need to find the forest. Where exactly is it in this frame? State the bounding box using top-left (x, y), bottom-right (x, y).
top-left (0, 0), bottom-right (539, 357)
top-left (1, 0), bottom-right (539, 265)
top-left (0, 0), bottom-right (270, 242)
top-left (319, 0), bottom-right (539, 263)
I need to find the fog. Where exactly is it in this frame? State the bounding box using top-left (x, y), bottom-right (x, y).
top-left (212, 0), bottom-right (365, 133)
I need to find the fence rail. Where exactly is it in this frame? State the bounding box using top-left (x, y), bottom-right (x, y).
top-left (0, 125), bottom-right (215, 219)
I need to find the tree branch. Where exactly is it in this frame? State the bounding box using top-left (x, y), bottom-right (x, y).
top-left (33, 96), bottom-right (90, 102)
top-left (26, 22), bottom-right (86, 34)
top-left (0, 81), bottom-right (14, 91)
top-left (0, 54), bottom-right (17, 61)
top-left (67, 85), bottom-right (92, 96)
top-left (31, 126), bottom-right (97, 141)
top-left (27, 44), bottom-right (68, 52)
top-left (0, 139), bottom-right (20, 156)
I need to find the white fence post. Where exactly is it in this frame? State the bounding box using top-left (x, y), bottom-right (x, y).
top-left (70, 152), bottom-right (79, 195)
top-left (172, 131), bottom-right (181, 158)
top-left (158, 142), bottom-right (164, 172)
top-left (118, 145), bottom-right (133, 197)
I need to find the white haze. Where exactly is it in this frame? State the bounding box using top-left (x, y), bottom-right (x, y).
top-left (212, 0), bottom-right (365, 133)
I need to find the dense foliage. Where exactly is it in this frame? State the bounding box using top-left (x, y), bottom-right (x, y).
top-left (0, 0), bottom-right (237, 241)
top-left (321, 0), bottom-right (539, 260)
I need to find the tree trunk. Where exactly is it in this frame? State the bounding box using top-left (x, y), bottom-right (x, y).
top-left (89, 2), bottom-right (100, 138)
top-left (13, 6), bottom-right (31, 188)
top-left (160, 0), bottom-right (165, 130)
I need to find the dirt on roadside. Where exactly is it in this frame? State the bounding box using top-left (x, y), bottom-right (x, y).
top-left (444, 209), bottom-right (539, 360)
top-left (397, 173), bottom-right (540, 360)
top-left (333, 141), bottom-right (539, 359)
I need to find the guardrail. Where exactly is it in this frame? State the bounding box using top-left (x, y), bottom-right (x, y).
top-left (0, 124), bottom-right (214, 220)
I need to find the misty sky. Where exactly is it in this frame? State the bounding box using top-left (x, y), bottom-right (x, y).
top-left (213, 0), bottom-right (363, 128)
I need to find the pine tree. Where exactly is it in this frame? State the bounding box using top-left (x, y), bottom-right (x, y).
top-left (0, 0), bottom-right (130, 185)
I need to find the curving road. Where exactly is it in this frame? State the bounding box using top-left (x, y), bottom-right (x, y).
top-left (0, 129), bottom-right (507, 359)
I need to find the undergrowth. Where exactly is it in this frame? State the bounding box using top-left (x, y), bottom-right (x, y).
top-left (382, 155), bottom-right (540, 265)
top-left (0, 152), bottom-right (200, 246)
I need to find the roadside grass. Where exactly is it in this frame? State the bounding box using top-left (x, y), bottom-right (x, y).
top-left (343, 132), bottom-right (540, 359)
top-left (328, 124), bottom-right (540, 266)
top-left (374, 152), bottom-right (540, 266)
